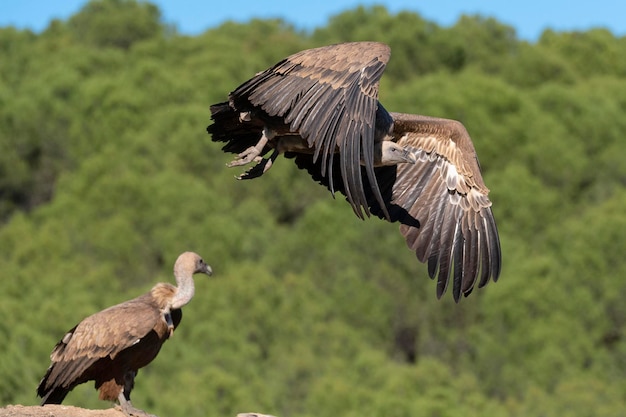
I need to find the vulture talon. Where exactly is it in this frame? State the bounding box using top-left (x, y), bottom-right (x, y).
top-left (118, 392), bottom-right (157, 417)
top-left (227, 147), bottom-right (263, 167)
top-left (236, 149), bottom-right (280, 180)
top-left (226, 126), bottom-right (275, 168)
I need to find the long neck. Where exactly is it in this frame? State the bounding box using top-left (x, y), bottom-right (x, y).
top-left (170, 266), bottom-right (195, 309)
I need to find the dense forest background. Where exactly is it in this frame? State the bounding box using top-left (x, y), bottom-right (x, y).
top-left (1, 1), bottom-right (626, 416)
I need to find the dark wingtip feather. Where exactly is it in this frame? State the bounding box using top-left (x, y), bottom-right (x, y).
top-left (37, 367), bottom-right (69, 405)
top-left (452, 230), bottom-right (465, 302)
top-left (477, 208), bottom-right (501, 288)
top-left (428, 253), bottom-right (439, 279)
top-left (488, 212), bottom-right (502, 282)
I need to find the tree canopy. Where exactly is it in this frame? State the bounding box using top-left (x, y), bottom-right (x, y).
top-left (1, 1), bottom-right (625, 416)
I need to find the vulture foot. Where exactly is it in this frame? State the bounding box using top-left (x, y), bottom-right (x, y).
top-left (118, 388), bottom-right (156, 417)
top-left (236, 149), bottom-right (279, 180)
top-left (227, 127), bottom-right (275, 168)
top-left (117, 400), bottom-right (156, 417)
top-left (227, 148), bottom-right (264, 168)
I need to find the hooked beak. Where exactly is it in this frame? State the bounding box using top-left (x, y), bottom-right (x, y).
top-left (378, 141), bottom-right (417, 166)
top-left (403, 148), bottom-right (417, 164)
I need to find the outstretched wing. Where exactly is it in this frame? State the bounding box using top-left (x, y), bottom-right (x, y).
top-left (229, 42), bottom-right (391, 219)
top-left (381, 113), bottom-right (501, 301)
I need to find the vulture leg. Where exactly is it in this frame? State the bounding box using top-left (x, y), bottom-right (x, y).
top-left (117, 371), bottom-right (155, 417)
top-left (227, 127), bottom-right (275, 168)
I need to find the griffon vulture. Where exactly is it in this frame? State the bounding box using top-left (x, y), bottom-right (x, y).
top-left (208, 41), bottom-right (501, 301)
top-left (37, 252), bottom-right (213, 416)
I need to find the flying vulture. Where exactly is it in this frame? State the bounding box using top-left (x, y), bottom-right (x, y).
top-left (37, 252), bottom-right (213, 416)
top-left (208, 41), bottom-right (501, 301)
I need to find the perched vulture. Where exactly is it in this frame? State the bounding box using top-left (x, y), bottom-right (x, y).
top-left (37, 252), bottom-right (213, 417)
top-left (208, 41), bottom-right (501, 301)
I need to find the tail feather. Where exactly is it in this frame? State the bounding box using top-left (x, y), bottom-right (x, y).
top-left (37, 367), bottom-right (70, 405)
top-left (39, 385), bottom-right (70, 405)
top-left (208, 101), bottom-right (264, 154)
top-left (37, 358), bottom-right (87, 405)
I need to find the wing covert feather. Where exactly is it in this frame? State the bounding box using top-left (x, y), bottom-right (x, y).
top-left (45, 294), bottom-right (163, 388)
top-left (51, 295), bottom-right (161, 363)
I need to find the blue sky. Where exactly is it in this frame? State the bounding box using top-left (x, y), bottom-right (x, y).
top-left (1, 0), bottom-right (624, 42)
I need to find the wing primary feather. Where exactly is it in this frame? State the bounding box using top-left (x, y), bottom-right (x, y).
top-left (345, 121), bottom-right (369, 219)
top-left (485, 209), bottom-right (502, 283)
top-left (421, 181), bottom-right (448, 266)
top-left (409, 163), bottom-right (444, 261)
top-left (478, 215), bottom-right (492, 287)
top-left (462, 212), bottom-right (480, 294)
top-left (452, 226), bottom-right (465, 302)
top-left (362, 136), bottom-right (390, 220)
top-left (428, 254), bottom-right (439, 280)
top-left (339, 130), bottom-right (359, 217)
top-left (435, 211), bottom-right (454, 298)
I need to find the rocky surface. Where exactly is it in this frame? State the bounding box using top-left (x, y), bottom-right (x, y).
top-left (0, 405), bottom-right (123, 417)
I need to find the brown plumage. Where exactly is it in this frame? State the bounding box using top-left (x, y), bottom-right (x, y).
top-left (37, 252), bottom-right (212, 416)
top-left (208, 41), bottom-right (501, 301)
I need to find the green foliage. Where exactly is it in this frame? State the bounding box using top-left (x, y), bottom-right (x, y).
top-left (538, 28), bottom-right (626, 78)
top-left (68, 0), bottom-right (163, 49)
top-left (1, 1), bottom-right (626, 416)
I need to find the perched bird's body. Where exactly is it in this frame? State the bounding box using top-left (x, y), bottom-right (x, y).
top-left (38, 252), bottom-right (212, 416)
top-left (208, 42), bottom-right (501, 301)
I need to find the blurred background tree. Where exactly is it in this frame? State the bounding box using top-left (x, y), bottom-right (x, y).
top-left (1, 1), bottom-right (625, 416)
